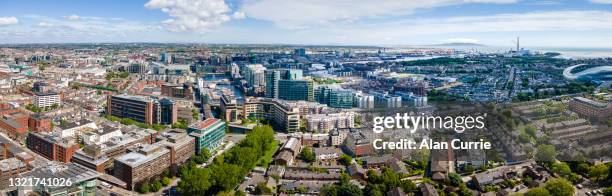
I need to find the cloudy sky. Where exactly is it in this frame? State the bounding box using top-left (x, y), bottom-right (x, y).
top-left (1, 0), bottom-right (612, 47)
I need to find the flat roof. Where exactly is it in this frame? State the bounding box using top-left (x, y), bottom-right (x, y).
top-left (115, 144), bottom-right (169, 167)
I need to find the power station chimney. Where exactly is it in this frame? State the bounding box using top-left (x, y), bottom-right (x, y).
top-left (516, 37), bottom-right (520, 51)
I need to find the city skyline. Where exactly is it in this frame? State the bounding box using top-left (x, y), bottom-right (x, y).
top-left (0, 0), bottom-right (612, 47)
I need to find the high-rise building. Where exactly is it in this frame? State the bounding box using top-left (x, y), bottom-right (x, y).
top-left (294, 48), bottom-right (306, 57)
top-left (266, 69), bottom-right (308, 100)
top-left (278, 80), bottom-right (314, 101)
top-left (265, 70), bottom-right (281, 98)
top-left (243, 64), bottom-right (266, 87)
top-left (187, 119), bottom-right (226, 154)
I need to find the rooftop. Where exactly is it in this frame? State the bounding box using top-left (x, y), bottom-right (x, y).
top-left (20, 162), bottom-right (100, 188)
top-left (0, 157), bottom-right (26, 172)
top-left (573, 97), bottom-right (609, 108)
top-left (115, 143), bottom-right (169, 167)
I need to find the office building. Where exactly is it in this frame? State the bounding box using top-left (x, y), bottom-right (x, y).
top-left (315, 86), bottom-right (354, 109)
top-left (106, 95), bottom-right (177, 125)
top-left (373, 92), bottom-right (402, 108)
top-left (157, 129), bottom-right (195, 174)
top-left (26, 132), bottom-right (79, 163)
top-left (294, 48), bottom-right (306, 57)
top-left (243, 64), bottom-right (266, 87)
top-left (127, 63), bottom-right (147, 74)
top-left (265, 70), bottom-right (281, 98)
top-left (353, 92), bottom-right (374, 109)
top-left (187, 119), bottom-right (226, 154)
top-left (107, 95), bottom-right (155, 124)
top-left (70, 145), bottom-right (110, 173)
top-left (114, 144), bottom-right (171, 189)
top-left (33, 92), bottom-right (61, 108)
top-left (158, 98), bottom-right (178, 125)
top-left (278, 80), bottom-right (314, 101)
top-left (266, 69), bottom-right (310, 101)
top-left (397, 92), bottom-right (428, 107)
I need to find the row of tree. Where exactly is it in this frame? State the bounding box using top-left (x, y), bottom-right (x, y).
top-left (177, 125), bottom-right (276, 195)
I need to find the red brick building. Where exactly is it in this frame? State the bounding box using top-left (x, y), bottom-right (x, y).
top-left (26, 132), bottom-right (80, 163)
top-left (0, 112), bottom-right (28, 140)
top-left (28, 114), bottom-right (52, 132)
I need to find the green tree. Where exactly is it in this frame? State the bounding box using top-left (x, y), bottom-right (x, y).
top-left (162, 177), bottom-right (171, 186)
top-left (535, 144), bottom-right (556, 163)
top-left (139, 183), bottom-right (150, 193)
top-left (300, 147), bottom-right (316, 162)
top-left (525, 125), bottom-right (537, 137)
top-left (458, 183), bottom-right (472, 196)
top-left (603, 186), bottom-right (612, 196)
top-left (210, 163), bottom-right (242, 191)
top-left (254, 183), bottom-right (272, 195)
top-left (551, 162), bottom-right (572, 178)
top-left (337, 183), bottom-right (364, 196)
top-left (524, 187), bottom-right (551, 196)
top-left (194, 149), bottom-right (211, 164)
top-left (589, 164), bottom-right (608, 182)
top-left (150, 180), bottom-right (162, 192)
top-left (338, 154), bottom-right (352, 166)
top-left (177, 165), bottom-right (212, 195)
top-left (320, 184), bottom-right (339, 196)
top-left (448, 173), bottom-right (462, 186)
top-left (544, 178), bottom-right (574, 196)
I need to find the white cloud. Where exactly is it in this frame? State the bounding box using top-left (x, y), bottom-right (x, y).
top-left (240, 0), bottom-right (517, 28)
top-left (590, 0), bottom-right (612, 4)
top-left (145, 0), bottom-right (232, 32)
top-left (232, 12), bottom-right (246, 19)
top-left (443, 38), bottom-right (479, 44)
top-left (37, 22), bottom-right (56, 27)
top-left (66, 14), bottom-right (81, 20)
top-left (0, 17), bottom-right (18, 26)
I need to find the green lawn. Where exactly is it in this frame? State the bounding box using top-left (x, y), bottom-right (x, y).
top-left (256, 140), bottom-right (280, 168)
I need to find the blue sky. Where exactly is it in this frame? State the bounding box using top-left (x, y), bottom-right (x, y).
top-left (1, 0), bottom-right (612, 47)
